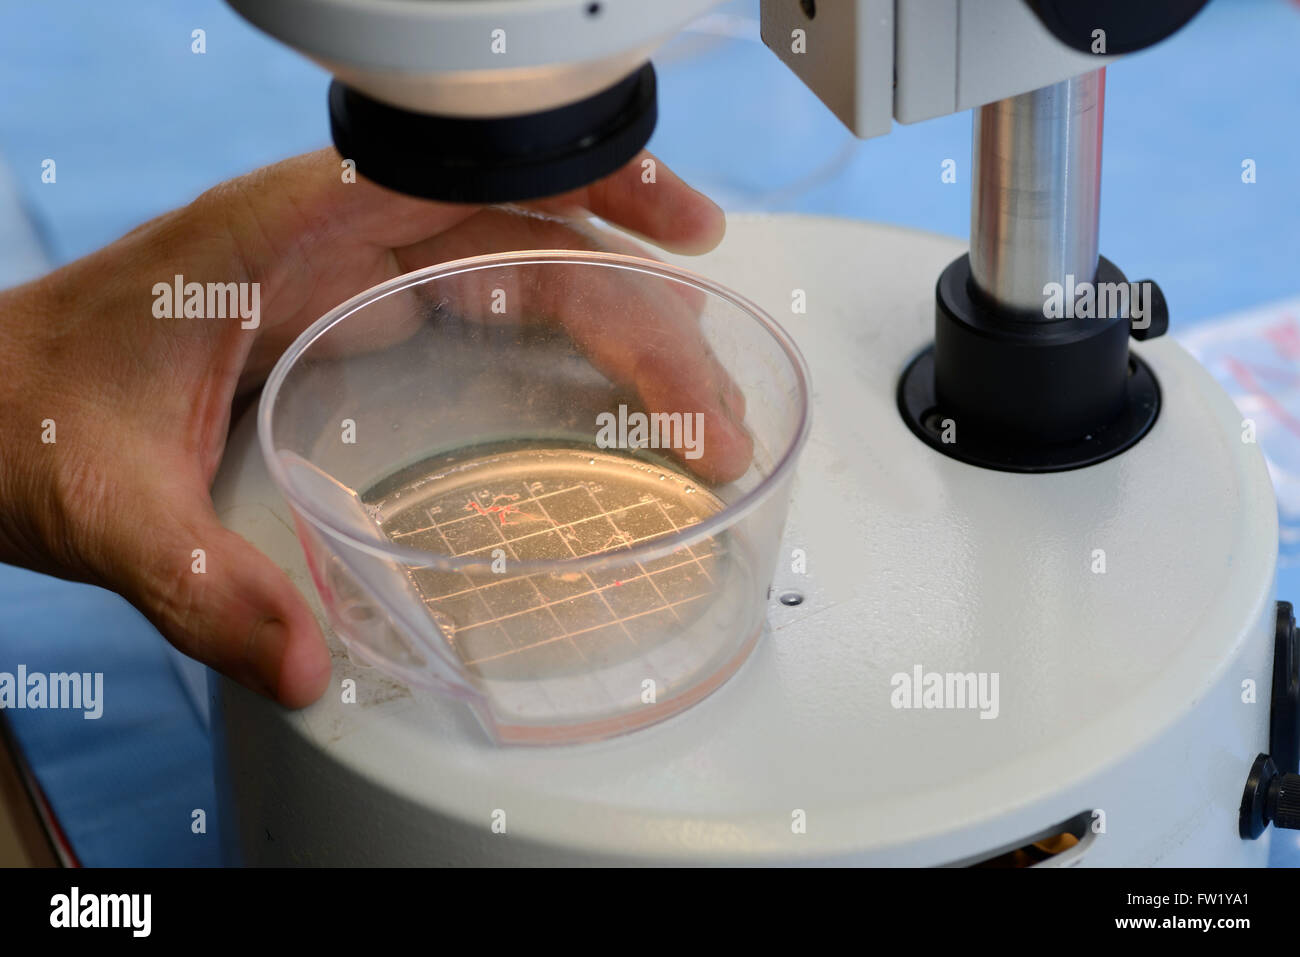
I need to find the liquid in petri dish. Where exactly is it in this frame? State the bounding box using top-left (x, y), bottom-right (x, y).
top-left (362, 442), bottom-right (758, 716)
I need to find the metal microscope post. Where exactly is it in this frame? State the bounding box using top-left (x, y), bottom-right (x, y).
top-left (970, 69), bottom-right (1105, 314)
top-left (897, 66), bottom-right (1161, 471)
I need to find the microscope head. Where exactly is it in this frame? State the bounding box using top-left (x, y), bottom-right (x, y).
top-left (228, 0), bottom-right (1211, 205)
top-left (225, 0), bottom-right (721, 203)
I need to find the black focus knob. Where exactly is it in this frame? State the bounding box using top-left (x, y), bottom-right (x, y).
top-left (1269, 771), bottom-right (1300, 831)
top-left (1024, 0), bottom-right (1210, 55)
top-left (1272, 601), bottom-right (1299, 773)
top-left (1240, 753), bottom-right (1300, 839)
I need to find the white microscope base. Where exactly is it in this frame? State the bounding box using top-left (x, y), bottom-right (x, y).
top-left (210, 215), bottom-right (1279, 866)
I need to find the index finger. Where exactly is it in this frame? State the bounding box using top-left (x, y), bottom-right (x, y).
top-left (533, 150), bottom-right (727, 256)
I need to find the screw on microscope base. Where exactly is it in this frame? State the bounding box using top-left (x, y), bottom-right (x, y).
top-left (1129, 279), bottom-right (1169, 341)
top-left (1239, 753), bottom-right (1300, 839)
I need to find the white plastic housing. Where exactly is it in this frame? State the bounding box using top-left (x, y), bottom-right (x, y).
top-left (761, 0), bottom-right (1117, 137)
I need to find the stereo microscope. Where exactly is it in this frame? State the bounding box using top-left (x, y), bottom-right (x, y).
top-left (210, 0), bottom-right (1300, 864)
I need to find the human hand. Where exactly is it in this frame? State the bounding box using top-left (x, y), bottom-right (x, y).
top-left (0, 148), bottom-right (736, 707)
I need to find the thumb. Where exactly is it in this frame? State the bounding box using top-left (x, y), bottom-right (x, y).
top-left (115, 485), bottom-right (332, 708)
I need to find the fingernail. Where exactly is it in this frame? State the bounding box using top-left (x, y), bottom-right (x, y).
top-left (698, 395), bottom-right (754, 484)
top-left (247, 619), bottom-right (290, 700)
top-left (721, 380), bottom-right (746, 422)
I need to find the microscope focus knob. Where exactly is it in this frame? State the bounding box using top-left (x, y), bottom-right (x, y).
top-left (1239, 753), bottom-right (1300, 839)
top-left (1272, 772), bottom-right (1300, 831)
top-left (1272, 601), bottom-right (1299, 773)
top-left (1025, 0), bottom-right (1211, 56)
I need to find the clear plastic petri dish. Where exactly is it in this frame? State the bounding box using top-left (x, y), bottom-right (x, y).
top-left (259, 250), bottom-right (811, 745)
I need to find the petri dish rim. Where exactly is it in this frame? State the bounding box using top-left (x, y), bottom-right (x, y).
top-left (258, 249), bottom-right (812, 575)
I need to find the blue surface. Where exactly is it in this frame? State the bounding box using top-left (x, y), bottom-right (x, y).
top-left (0, 0), bottom-right (1298, 866)
top-left (0, 570), bottom-right (216, 865)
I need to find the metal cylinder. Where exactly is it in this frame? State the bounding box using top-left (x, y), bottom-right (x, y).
top-left (970, 69), bottom-right (1104, 315)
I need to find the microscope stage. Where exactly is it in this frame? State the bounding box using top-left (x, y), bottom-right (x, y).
top-left (211, 215), bottom-right (1278, 866)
